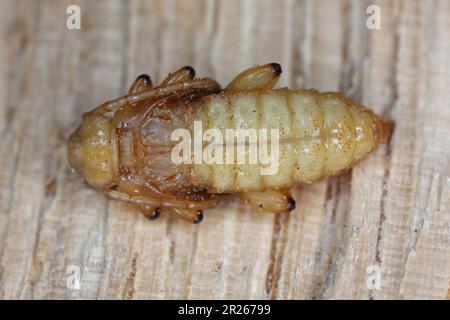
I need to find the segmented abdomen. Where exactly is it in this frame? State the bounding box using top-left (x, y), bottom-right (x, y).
top-left (192, 89), bottom-right (385, 193)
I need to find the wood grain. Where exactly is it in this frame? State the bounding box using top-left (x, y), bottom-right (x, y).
top-left (0, 0), bottom-right (448, 299)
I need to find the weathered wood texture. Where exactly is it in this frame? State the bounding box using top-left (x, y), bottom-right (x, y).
top-left (0, 0), bottom-right (449, 299)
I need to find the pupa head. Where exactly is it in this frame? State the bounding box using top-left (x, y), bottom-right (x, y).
top-left (68, 111), bottom-right (117, 189)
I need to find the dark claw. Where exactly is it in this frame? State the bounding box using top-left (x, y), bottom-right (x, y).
top-left (184, 66), bottom-right (196, 78)
top-left (287, 198), bottom-right (296, 211)
top-left (136, 74), bottom-right (152, 85)
top-left (192, 210), bottom-right (203, 224)
top-left (270, 63), bottom-right (282, 76)
top-left (147, 208), bottom-right (161, 220)
top-left (108, 183), bottom-right (118, 191)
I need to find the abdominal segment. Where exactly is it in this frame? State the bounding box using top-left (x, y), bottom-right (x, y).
top-left (191, 89), bottom-right (384, 193)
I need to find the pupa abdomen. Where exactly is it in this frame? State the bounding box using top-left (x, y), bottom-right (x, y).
top-left (68, 64), bottom-right (390, 223)
top-left (191, 89), bottom-right (385, 193)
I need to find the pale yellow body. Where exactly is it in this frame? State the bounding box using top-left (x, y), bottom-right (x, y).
top-left (193, 89), bottom-right (383, 193)
top-left (68, 63), bottom-right (388, 222)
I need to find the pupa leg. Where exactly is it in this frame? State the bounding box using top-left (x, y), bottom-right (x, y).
top-left (137, 204), bottom-right (161, 220)
top-left (167, 207), bottom-right (204, 224)
top-left (161, 66), bottom-right (196, 86)
top-left (226, 63), bottom-right (282, 91)
top-left (105, 190), bottom-right (210, 224)
top-left (128, 74), bottom-right (153, 94)
top-left (87, 71), bottom-right (220, 117)
top-left (129, 77), bottom-right (221, 103)
top-left (237, 189), bottom-right (295, 213)
top-left (103, 187), bottom-right (218, 211)
top-left (102, 180), bottom-right (216, 223)
top-left (139, 204), bottom-right (203, 223)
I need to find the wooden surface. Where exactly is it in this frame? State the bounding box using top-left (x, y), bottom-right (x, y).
top-left (0, 0), bottom-right (449, 300)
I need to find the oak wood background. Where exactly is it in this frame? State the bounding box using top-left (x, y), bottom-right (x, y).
top-left (0, 0), bottom-right (449, 299)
